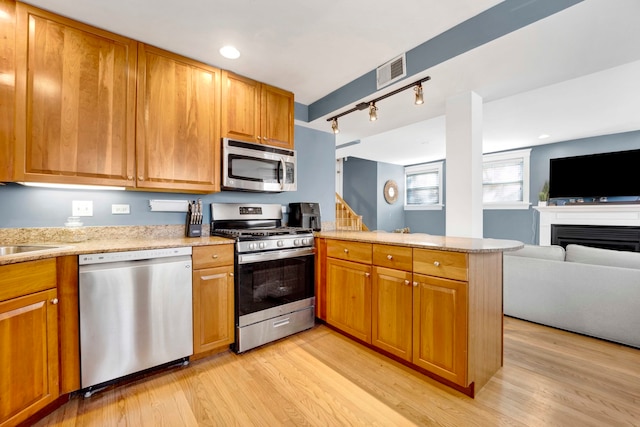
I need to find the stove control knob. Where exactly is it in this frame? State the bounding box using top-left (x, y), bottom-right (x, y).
top-left (249, 243), bottom-right (257, 250)
top-left (303, 238), bottom-right (311, 245)
top-left (277, 240), bottom-right (284, 247)
top-left (259, 242), bottom-right (266, 249)
top-left (294, 239), bottom-right (300, 246)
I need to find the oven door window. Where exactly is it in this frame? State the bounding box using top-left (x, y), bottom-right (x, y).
top-left (228, 155), bottom-right (294, 184)
top-left (237, 255), bottom-right (313, 316)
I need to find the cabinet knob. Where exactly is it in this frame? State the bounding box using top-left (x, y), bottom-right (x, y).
top-left (51, 298), bottom-right (59, 305)
top-left (365, 272), bottom-right (370, 278)
top-left (433, 261), bottom-right (440, 267)
top-left (138, 176), bottom-right (144, 181)
top-left (127, 175), bottom-right (133, 180)
top-left (344, 248), bottom-right (349, 254)
top-left (229, 273), bottom-right (234, 277)
top-left (387, 254), bottom-right (393, 260)
top-left (413, 281), bottom-right (418, 287)
top-left (404, 280), bottom-right (410, 285)
top-left (212, 254), bottom-right (219, 259)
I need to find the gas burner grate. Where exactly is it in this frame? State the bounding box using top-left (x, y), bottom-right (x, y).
top-left (214, 227), bottom-right (312, 237)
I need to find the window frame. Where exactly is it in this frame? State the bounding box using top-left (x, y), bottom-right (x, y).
top-left (482, 148), bottom-right (531, 210)
top-left (404, 161), bottom-right (444, 211)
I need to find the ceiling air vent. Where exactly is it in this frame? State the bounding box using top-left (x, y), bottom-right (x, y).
top-left (376, 54), bottom-right (406, 90)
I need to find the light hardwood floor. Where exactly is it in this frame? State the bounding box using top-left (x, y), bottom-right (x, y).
top-left (34, 317), bottom-right (640, 426)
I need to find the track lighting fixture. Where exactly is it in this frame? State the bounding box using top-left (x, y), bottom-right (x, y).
top-left (326, 76), bottom-right (430, 132)
top-left (331, 118), bottom-right (339, 134)
top-left (369, 102), bottom-right (378, 121)
top-left (414, 83), bottom-right (424, 105)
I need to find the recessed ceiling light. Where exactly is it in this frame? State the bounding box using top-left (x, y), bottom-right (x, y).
top-left (538, 134), bottom-right (550, 139)
top-left (219, 46), bottom-right (240, 59)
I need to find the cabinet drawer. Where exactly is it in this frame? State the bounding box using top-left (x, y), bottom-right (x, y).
top-left (192, 245), bottom-right (234, 270)
top-left (0, 259), bottom-right (57, 302)
top-left (413, 249), bottom-right (468, 281)
top-left (373, 244), bottom-right (412, 271)
top-left (327, 240), bottom-right (372, 264)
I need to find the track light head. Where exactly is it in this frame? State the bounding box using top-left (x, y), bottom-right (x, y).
top-left (414, 83), bottom-right (424, 105)
top-left (369, 102), bottom-right (378, 121)
top-left (331, 118), bottom-right (339, 134)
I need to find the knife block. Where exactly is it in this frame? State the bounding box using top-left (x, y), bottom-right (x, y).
top-left (185, 214), bottom-right (202, 237)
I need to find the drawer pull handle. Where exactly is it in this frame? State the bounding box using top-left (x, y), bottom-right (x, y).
top-left (212, 254), bottom-right (219, 259)
top-left (344, 249), bottom-right (349, 253)
top-left (387, 255), bottom-right (393, 260)
top-left (433, 261), bottom-right (440, 267)
top-left (273, 318), bottom-right (290, 328)
top-left (404, 280), bottom-right (410, 285)
top-left (51, 298), bottom-right (59, 305)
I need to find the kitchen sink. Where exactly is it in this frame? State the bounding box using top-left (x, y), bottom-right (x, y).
top-left (0, 245), bottom-right (61, 255)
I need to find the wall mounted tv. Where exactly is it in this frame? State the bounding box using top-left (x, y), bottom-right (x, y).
top-left (548, 149), bottom-right (640, 200)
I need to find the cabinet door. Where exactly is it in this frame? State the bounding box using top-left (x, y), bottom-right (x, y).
top-left (0, 0), bottom-right (16, 182)
top-left (326, 258), bottom-right (371, 343)
top-left (372, 266), bottom-right (413, 361)
top-left (412, 273), bottom-right (468, 386)
top-left (221, 71), bottom-right (261, 143)
top-left (260, 83), bottom-right (294, 149)
top-left (136, 44), bottom-right (221, 193)
top-left (192, 265), bottom-right (234, 355)
top-left (0, 289), bottom-right (59, 427)
top-left (15, 4), bottom-right (136, 187)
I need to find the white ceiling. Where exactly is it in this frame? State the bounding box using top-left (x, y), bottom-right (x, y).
top-left (23, 0), bottom-right (640, 166)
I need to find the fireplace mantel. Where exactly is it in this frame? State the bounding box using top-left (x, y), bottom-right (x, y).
top-left (534, 204), bottom-right (640, 245)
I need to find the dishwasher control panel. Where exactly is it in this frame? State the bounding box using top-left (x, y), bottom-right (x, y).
top-left (79, 246), bottom-right (193, 265)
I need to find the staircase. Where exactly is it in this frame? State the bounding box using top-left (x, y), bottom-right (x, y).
top-left (335, 193), bottom-right (368, 231)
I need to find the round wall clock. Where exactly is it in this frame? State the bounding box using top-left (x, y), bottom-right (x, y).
top-left (383, 180), bottom-right (398, 204)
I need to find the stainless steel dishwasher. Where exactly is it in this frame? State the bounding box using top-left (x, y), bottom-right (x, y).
top-left (79, 247), bottom-right (193, 394)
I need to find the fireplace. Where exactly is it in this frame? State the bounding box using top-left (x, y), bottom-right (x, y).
top-left (535, 204), bottom-right (640, 246)
top-left (551, 224), bottom-right (640, 252)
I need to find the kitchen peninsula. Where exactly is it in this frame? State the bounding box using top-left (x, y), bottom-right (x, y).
top-left (314, 230), bottom-right (523, 397)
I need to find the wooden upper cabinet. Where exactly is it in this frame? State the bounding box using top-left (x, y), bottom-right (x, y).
top-left (260, 83), bottom-right (294, 148)
top-left (221, 71), bottom-right (294, 149)
top-left (136, 44), bottom-right (221, 193)
top-left (14, 3), bottom-right (137, 187)
top-left (0, 0), bottom-right (16, 182)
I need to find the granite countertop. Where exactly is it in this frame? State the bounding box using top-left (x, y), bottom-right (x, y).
top-left (315, 230), bottom-right (524, 253)
top-left (0, 225), bottom-right (234, 266)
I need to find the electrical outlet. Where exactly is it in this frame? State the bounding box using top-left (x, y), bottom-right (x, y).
top-left (111, 204), bottom-right (130, 214)
top-left (72, 200), bottom-right (93, 217)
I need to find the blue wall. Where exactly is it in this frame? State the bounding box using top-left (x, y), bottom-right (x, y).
top-left (345, 130), bottom-right (640, 243)
top-left (0, 125), bottom-right (336, 229)
top-left (343, 157), bottom-right (377, 230)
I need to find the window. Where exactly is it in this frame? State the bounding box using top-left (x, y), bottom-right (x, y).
top-left (482, 149), bottom-right (531, 210)
top-left (404, 162), bottom-right (443, 210)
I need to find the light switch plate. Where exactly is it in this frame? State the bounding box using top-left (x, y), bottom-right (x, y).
top-left (112, 204), bottom-right (130, 214)
top-left (72, 200), bottom-right (93, 217)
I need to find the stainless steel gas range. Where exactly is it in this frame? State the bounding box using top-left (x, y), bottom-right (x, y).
top-left (211, 203), bottom-right (315, 353)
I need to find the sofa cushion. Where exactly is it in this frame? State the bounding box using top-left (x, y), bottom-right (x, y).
top-left (565, 244), bottom-right (640, 270)
top-left (504, 244), bottom-right (565, 261)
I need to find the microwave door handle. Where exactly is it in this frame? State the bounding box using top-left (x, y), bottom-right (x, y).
top-left (279, 158), bottom-right (285, 190)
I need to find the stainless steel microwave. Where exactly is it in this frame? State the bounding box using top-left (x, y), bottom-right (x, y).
top-left (221, 138), bottom-right (297, 192)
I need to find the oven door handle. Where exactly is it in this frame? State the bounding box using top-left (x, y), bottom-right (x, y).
top-left (279, 158), bottom-right (286, 190)
top-left (238, 247), bottom-right (315, 264)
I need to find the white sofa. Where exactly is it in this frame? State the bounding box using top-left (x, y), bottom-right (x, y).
top-left (503, 244), bottom-right (640, 348)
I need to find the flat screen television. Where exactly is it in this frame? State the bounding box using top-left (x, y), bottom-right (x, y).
top-left (548, 149), bottom-right (640, 200)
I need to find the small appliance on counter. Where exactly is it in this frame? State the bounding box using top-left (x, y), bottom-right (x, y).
top-left (288, 202), bottom-right (321, 231)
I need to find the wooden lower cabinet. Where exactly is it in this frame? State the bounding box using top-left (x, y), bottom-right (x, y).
top-left (371, 266), bottom-right (413, 361)
top-left (325, 257), bottom-right (372, 343)
top-left (412, 273), bottom-right (468, 386)
top-left (192, 245), bottom-right (235, 357)
top-left (318, 238), bottom-right (504, 396)
top-left (0, 259), bottom-right (59, 427)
